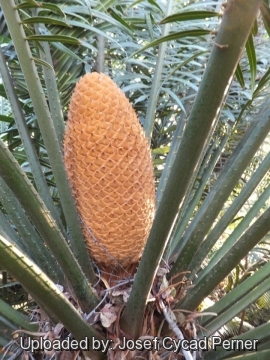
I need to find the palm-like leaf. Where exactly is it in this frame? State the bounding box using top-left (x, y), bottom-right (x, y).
top-left (0, 1), bottom-right (270, 360)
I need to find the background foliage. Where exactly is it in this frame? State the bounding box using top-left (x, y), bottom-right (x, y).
top-left (0, 0), bottom-right (270, 359)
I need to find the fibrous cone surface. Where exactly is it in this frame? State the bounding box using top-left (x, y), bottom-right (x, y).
top-left (64, 72), bottom-right (155, 270)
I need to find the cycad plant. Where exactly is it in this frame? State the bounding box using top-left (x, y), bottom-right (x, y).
top-left (1, 0), bottom-right (270, 360)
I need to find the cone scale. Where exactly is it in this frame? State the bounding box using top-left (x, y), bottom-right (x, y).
top-left (64, 73), bottom-right (155, 273)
